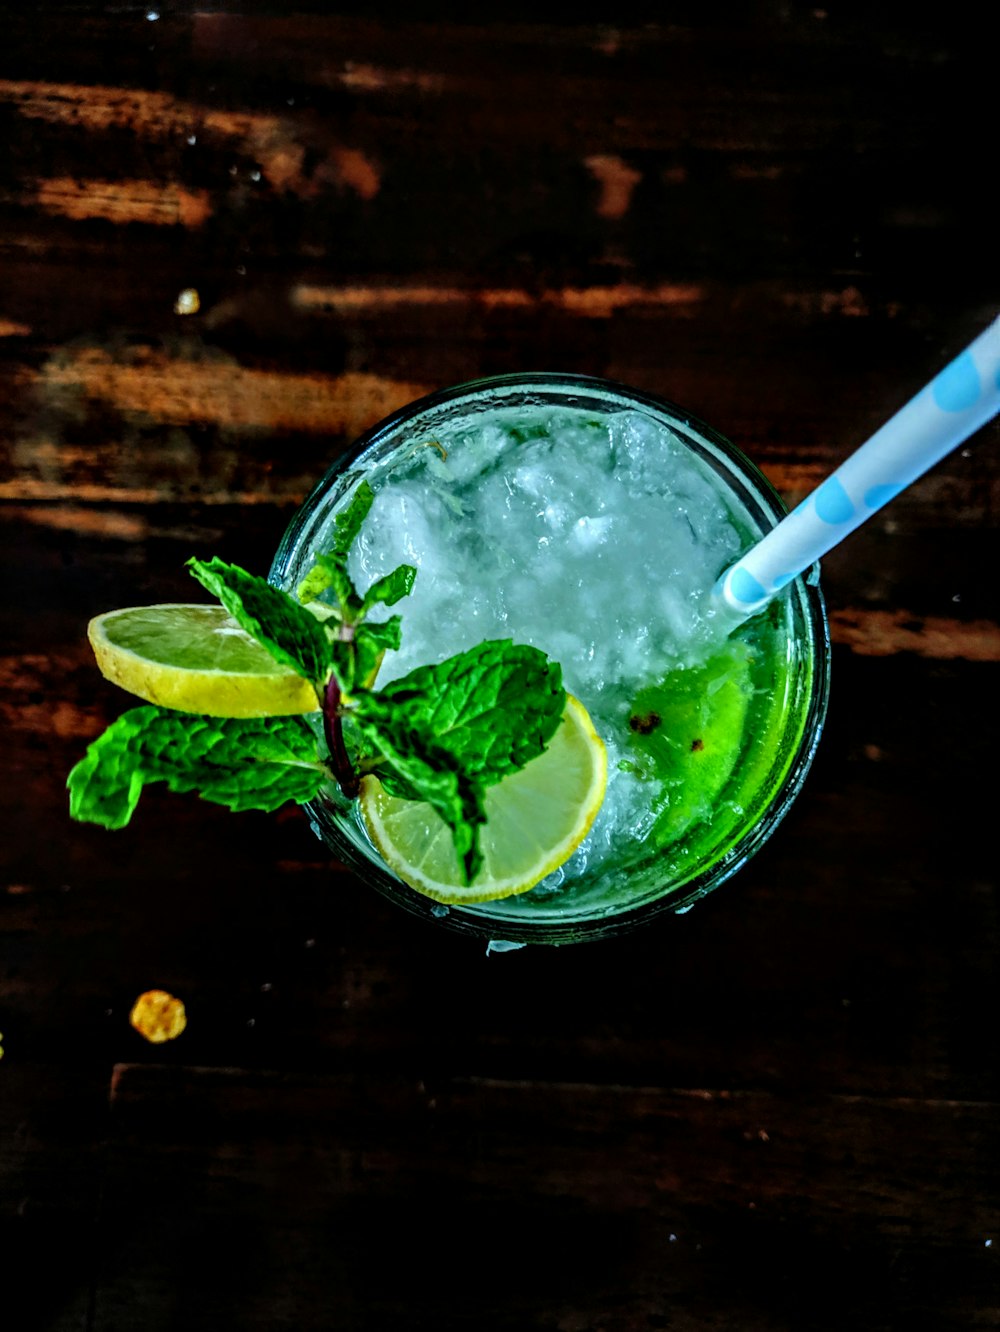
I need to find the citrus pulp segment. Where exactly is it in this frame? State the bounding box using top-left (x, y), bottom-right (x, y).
top-left (359, 694), bottom-right (608, 903)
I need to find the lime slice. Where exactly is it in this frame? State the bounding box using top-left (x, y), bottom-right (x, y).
top-left (359, 694), bottom-right (608, 904)
top-left (87, 603), bottom-right (320, 717)
top-left (628, 644), bottom-right (751, 845)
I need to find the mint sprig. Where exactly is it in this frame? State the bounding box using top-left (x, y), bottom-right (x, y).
top-left (295, 481), bottom-right (417, 696)
top-left (296, 479), bottom-right (415, 627)
top-left (69, 479), bottom-right (568, 885)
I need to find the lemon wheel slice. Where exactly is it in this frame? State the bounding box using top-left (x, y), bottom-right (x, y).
top-left (359, 694), bottom-right (608, 904)
top-left (87, 603), bottom-right (320, 717)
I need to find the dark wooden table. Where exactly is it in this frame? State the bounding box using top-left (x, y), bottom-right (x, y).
top-left (2, 8), bottom-right (998, 1329)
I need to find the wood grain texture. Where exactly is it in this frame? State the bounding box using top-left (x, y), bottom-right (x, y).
top-left (1, 8), bottom-right (997, 1330)
top-left (85, 1063), bottom-right (999, 1332)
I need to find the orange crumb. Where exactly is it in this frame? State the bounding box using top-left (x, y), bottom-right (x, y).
top-left (129, 990), bottom-right (187, 1043)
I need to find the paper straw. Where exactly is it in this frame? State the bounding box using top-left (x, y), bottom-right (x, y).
top-left (716, 315), bottom-right (1000, 617)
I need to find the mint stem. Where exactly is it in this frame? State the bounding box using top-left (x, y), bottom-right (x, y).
top-left (323, 677), bottom-right (359, 798)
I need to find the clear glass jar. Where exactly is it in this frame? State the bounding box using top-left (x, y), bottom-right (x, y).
top-left (270, 374), bottom-right (830, 945)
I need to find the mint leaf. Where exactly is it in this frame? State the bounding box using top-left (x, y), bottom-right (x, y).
top-left (361, 564), bottom-right (417, 615)
top-left (188, 557), bottom-right (333, 684)
top-left (296, 481), bottom-right (375, 614)
top-left (353, 713), bottom-right (487, 883)
top-left (68, 706), bottom-right (327, 829)
top-left (353, 640), bottom-right (565, 787)
top-left (297, 553), bottom-right (360, 618)
top-left (361, 616), bottom-right (402, 655)
top-left (352, 616), bottom-right (402, 691)
top-left (330, 480), bottom-right (374, 556)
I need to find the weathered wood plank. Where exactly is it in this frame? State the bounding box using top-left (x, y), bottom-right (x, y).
top-left (0, 1063), bottom-right (108, 1332)
top-left (89, 1063), bottom-right (1000, 1331)
top-left (0, 15), bottom-right (994, 296)
top-left (1, 328), bottom-right (997, 520)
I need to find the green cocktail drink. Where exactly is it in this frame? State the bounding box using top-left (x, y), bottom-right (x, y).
top-left (271, 374), bottom-right (830, 944)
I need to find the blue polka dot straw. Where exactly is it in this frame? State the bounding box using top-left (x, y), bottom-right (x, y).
top-left (717, 315), bottom-right (1000, 618)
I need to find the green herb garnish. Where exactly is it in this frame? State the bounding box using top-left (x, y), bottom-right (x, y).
top-left (68, 481), bottom-right (566, 884)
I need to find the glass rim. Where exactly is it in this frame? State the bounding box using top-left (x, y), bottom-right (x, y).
top-left (271, 372), bottom-right (832, 945)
